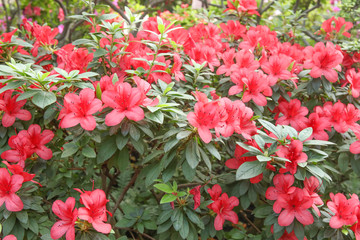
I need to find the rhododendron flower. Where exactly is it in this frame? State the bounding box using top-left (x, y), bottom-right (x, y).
top-left (76, 189), bottom-right (111, 234)
top-left (0, 90), bottom-right (32, 127)
top-left (225, 0), bottom-right (259, 16)
top-left (55, 44), bottom-right (94, 73)
top-left (18, 124), bottom-right (54, 160)
top-left (238, 26), bottom-right (278, 52)
top-left (327, 193), bottom-right (359, 229)
top-left (0, 168), bottom-right (24, 212)
top-left (216, 48), bottom-right (236, 76)
top-left (346, 68), bottom-right (360, 98)
top-left (187, 44), bottom-right (220, 71)
top-left (59, 88), bottom-right (102, 131)
top-left (303, 42), bottom-right (343, 83)
top-left (102, 82), bottom-right (145, 126)
top-left (276, 99), bottom-right (309, 131)
top-left (350, 129), bottom-right (360, 154)
top-left (189, 23), bottom-right (222, 51)
top-left (277, 140), bottom-right (308, 175)
top-left (58, 8), bottom-right (65, 22)
top-left (1, 125), bottom-right (54, 166)
top-left (1, 136), bottom-right (31, 167)
top-left (2, 235), bottom-right (17, 240)
top-left (261, 54), bottom-right (294, 85)
top-left (171, 53), bottom-right (185, 81)
top-left (266, 174), bottom-right (296, 213)
top-left (219, 20), bottom-right (246, 42)
top-left (187, 99), bottom-right (226, 143)
top-left (320, 17), bottom-right (353, 40)
top-left (351, 207), bottom-right (360, 240)
top-left (189, 185), bottom-right (201, 210)
top-left (306, 112), bottom-right (331, 140)
top-left (51, 197), bottom-right (78, 240)
top-left (2, 161), bottom-right (41, 186)
top-left (235, 70), bottom-right (272, 106)
top-left (275, 188), bottom-right (314, 226)
top-left (207, 184), bottom-right (239, 230)
top-left (303, 176), bottom-right (323, 216)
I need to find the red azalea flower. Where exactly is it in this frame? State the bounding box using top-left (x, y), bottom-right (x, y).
top-left (55, 44), bottom-right (93, 73)
top-left (187, 99), bottom-right (226, 143)
top-left (76, 189), bottom-right (112, 234)
top-left (217, 48), bottom-right (236, 76)
top-left (1, 136), bottom-right (31, 167)
top-left (241, 70), bottom-right (272, 106)
top-left (18, 124), bottom-right (54, 160)
top-left (303, 42), bottom-right (343, 83)
top-left (2, 235), bottom-right (17, 240)
top-left (320, 17), bottom-right (353, 40)
top-left (351, 207), bottom-right (360, 240)
top-left (261, 54), bottom-right (294, 86)
top-left (187, 44), bottom-right (220, 72)
top-left (58, 8), bottom-right (65, 22)
top-left (51, 197), bottom-right (78, 240)
top-left (102, 82), bottom-right (145, 126)
top-left (327, 193), bottom-right (359, 229)
top-left (219, 20), bottom-right (246, 42)
top-left (0, 168), bottom-right (24, 212)
top-left (303, 176), bottom-right (323, 216)
top-left (211, 193), bottom-right (239, 231)
top-left (2, 161), bottom-right (41, 186)
top-left (0, 90), bottom-right (32, 127)
top-left (266, 174), bottom-right (297, 213)
top-left (306, 112), bottom-right (331, 140)
top-left (225, 0), bottom-right (259, 16)
top-left (350, 129), bottom-right (360, 154)
top-left (276, 99), bottom-right (309, 131)
top-left (238, 25), bottom-right (278, 52)
top-left (346, 68), bottom-right (360, 98)
top-left (277, 140), bottom-right (308, 175)
top-left (59, 88), bottom-right (102, 131)
top-left (189, 185), bottom-right (201, 210)
top-left (275, 188), bottom-right (314, 226)
top-left (207, 184), bottom-right (239, 231)
top-left (171, 53), bottom-right (185, 81)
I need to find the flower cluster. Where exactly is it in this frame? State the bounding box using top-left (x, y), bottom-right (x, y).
top-left (51, 189), bottom-right (111, 240)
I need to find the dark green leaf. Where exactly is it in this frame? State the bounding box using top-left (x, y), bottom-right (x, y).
top-left (32, 91), bottom-right (57, 109)
top-left (97, 136), bottom-right (117, 164)
top-left (236, 161), bottom-right (266, 180)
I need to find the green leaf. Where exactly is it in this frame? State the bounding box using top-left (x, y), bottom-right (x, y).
top-left (108, 147), bottom-right (130, 170)
top-left (236, 161), bottom-right (266, 180)
top-left (16, 211), bottom-right (28, 224)
top-left (3, 214), bottom-right (16, 235)
top-left (97, 136), bottom-right (117, 164)
top-left (204, 143), bottom-right (221, 160)
top-left (154, 183), bottom-right (174, 193)
top-left (236, 141), bottom-right (263, 155)
top-left (179, 217), bottom-right (189, 239)
top-left (303, 140), bottom-right (336, 146)
top-left (298, 127), bottom-right (313, 141)
top-left (171, 209), bottom-right (184, 231)
top-left (147, 110), bottom-right (164, 124)
top-left (256, 155), bottom-right (272, 162)
top-left (16, 90), bottom-right (39, 101)
top-left (186, 140), bottom-right (200, 169)
top-left (0, 81), bottom-right (25, 94)
top-left (116, 134), bottom-right (128, 150)
top-left (61, 142), bottom-right (79, 158)
top-left (82, 145), bottom-right (96, 158)
top-left (129, 124), bottom-right (141, 141)
top-left (258, 119), bottom-right (281, 138)
top-left (32, 91), bottom-right (57, 109)
top-left (94, 48), bottom-right (108, 58)
top-left (160, 193), bottom-right (177, 204)
top-left (176, 130), bottom-right (192, 140)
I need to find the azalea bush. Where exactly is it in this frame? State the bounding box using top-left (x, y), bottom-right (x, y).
top-left (1, 0), bottom-right (360, 239)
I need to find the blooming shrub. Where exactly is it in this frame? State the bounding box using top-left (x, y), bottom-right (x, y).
top-left (0, 0), bottom-right (360, 240)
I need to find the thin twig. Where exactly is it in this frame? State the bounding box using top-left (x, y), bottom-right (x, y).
top-left (117, 227), bottom-right (156, 240)
top-left (110, 168), bottom-right (140, 216)
top-left (295, 0), bottom-right (321, 21)
top-left (293, 0), bottom-right (300, 12)
top-left (15, 0), bottom-right (21, 27)
top-left (303, 30), bottom-right (321, 42)
top-left (101, 0), bottom-right (130, 24)
top-left (2, 0), bottom-right (10, 32)
top-left (239, 210), bottom-right (261, 233)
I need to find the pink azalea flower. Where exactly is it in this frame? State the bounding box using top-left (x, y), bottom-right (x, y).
top-left (59, 88), bottom-right (102, 131)
top-left (51, 197), bottom-right (78, 240)
top-left (0, 168), bottom-right (24, 212)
